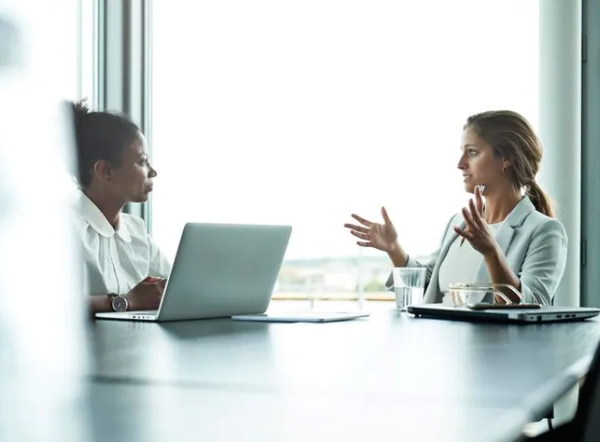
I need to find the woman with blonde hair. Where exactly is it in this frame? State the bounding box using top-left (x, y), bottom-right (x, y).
top-left (345, 110), bottom-right (567, 305)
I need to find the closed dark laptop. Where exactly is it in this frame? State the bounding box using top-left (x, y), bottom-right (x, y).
top-left (407, 304), bottom-right (600, 324)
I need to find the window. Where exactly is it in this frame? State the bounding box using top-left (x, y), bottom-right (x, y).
top-left (151, 1), bottom-right (539, 305)
top-left (77, 0), bottom-right (95, 103)
top-left (27, 0), bottom-right (93, 101)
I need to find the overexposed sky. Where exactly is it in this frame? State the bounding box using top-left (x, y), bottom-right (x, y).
top-left (151, 0), bottom-right (539, 261)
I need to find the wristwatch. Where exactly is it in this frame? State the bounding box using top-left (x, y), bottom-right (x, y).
top-left (109, 294), bottom-right (128, 312)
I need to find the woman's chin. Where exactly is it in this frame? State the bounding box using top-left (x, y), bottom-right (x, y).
top-left (131, 193), bottom-right (150, 203)
top-left (464, 183), bottom-right (476, 194)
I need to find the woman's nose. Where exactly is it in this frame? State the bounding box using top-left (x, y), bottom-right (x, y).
top-left (457, 151), bottom-right (470, 170)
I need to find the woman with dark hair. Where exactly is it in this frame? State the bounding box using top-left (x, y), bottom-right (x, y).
top-left (70, 101), bottom-right (170, 314)
top-left (345, 110), bottom-right (568, 305)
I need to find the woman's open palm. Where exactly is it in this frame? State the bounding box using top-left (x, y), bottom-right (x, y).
top-left (344, 207), bottom-right (398, 253)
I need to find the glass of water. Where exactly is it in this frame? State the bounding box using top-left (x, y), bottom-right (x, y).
top-left (392, 267), bottom-right (427, 312)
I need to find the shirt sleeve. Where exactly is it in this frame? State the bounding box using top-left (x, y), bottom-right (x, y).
top-left (517, 218), bottom-right (568, 305)
top-left (147, 234), bottom-right (172, 278)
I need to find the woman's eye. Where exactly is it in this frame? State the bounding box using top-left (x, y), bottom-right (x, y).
top-left (468, 149), bottom-right (477, 157)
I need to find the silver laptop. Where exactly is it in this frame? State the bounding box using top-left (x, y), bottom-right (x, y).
top-left (95, 222), bottom-right (292, 322)
top-left (231, 311), bottom-right (370, 323)
top-left (407, 304), bottom-right (600, 323)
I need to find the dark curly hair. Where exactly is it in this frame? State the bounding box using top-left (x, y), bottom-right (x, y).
top-left (69, 100), bottom-right (141, 188)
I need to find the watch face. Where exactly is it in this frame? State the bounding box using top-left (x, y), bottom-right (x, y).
top-left (112, 296), bottom-right (127, 312)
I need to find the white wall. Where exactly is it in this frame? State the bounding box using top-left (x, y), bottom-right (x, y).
top-left (582, 0), bottom-right (600, 307)
top-left (538, 0), bottom-right (582, 308)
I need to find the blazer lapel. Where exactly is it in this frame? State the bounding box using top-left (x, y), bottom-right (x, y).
top-left (424, 219), bottom-right (464, 303)
top-left (436, 223), bottom-right (463, 267)
top-left (473, 196), bottom-right (536, 283)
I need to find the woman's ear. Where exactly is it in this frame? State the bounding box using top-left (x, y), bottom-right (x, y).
top-left (93, 160), bottom-right (112, 182)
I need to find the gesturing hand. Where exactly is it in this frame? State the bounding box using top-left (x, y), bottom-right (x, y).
top-left (344, 207), bottom-right (399, 253)
top-left (454, 185), bottom-right (498, 257)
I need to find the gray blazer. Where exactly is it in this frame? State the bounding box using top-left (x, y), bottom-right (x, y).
top-left (386, 196), bottom-right (568, 305)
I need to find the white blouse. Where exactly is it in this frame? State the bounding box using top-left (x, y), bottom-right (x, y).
top-left (76, 193), bottom-right (171, 296)
top-left (438, 223), bottom-right (503, 305)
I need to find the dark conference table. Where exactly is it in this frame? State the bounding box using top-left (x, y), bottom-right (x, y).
top-left (76, 308), bottom-right (600, 442)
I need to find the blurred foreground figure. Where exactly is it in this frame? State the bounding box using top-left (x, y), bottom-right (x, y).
top-left (0, 3), bottom-right (89, 442)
